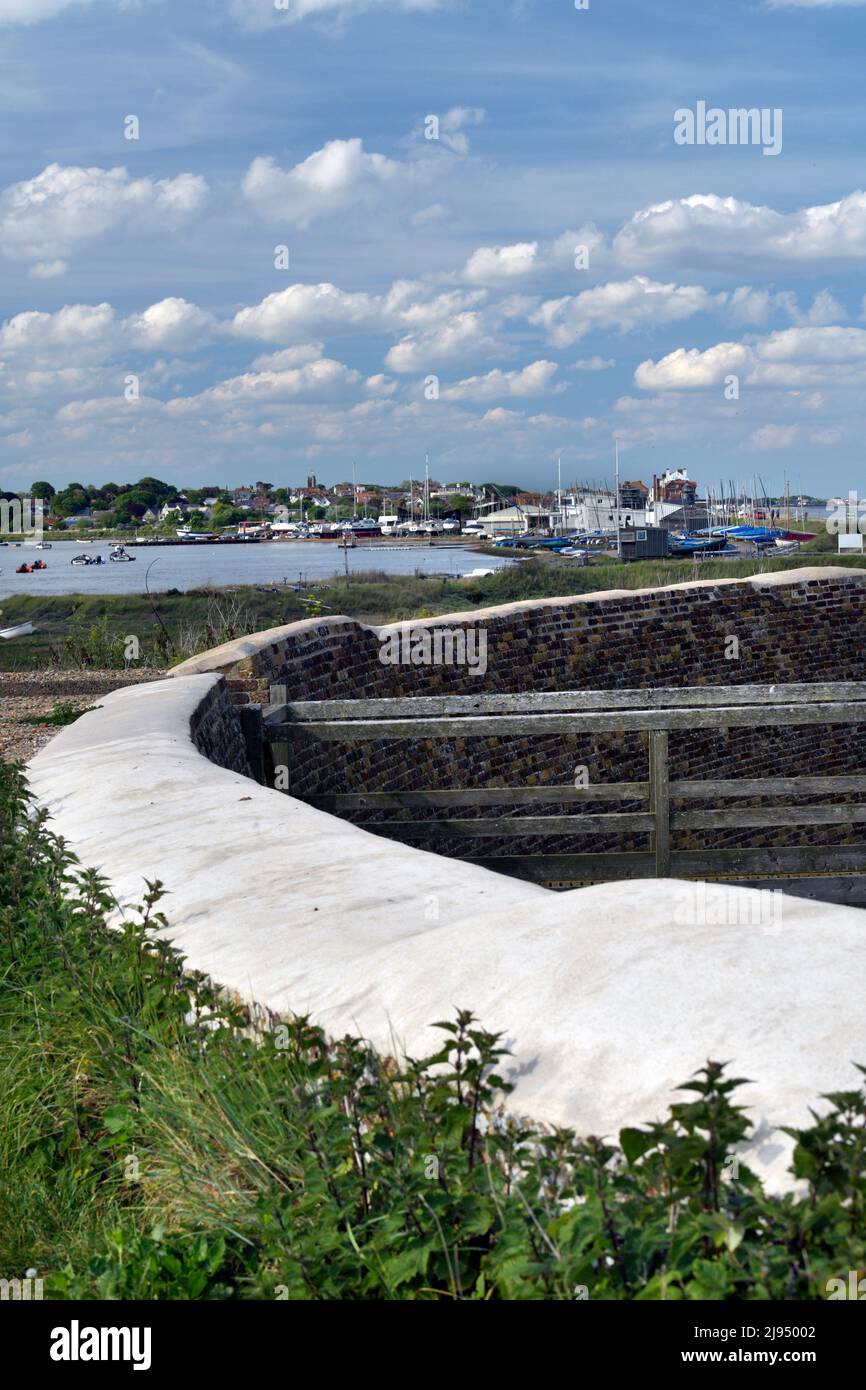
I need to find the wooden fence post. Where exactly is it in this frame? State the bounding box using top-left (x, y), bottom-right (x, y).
top-left (649, 729), bottom-right (671, 878)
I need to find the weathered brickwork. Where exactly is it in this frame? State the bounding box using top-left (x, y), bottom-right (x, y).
top-left (189, 678), bottom-right (253, 778)
top-left (184, 573), bottom-right (866, 869)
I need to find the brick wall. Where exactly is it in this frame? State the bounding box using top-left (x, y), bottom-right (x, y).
top-left (189, 678), bottom-right (253, 778)
top-left (185, 572), bottom-right (866, 869)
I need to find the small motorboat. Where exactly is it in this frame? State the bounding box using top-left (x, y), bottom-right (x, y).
top-left (70, 554), bottom-right (92, 565)
top-left (34, 542), bottom-right (52, 549)
top-left (0, 620), bottom-right (34, 640)
top-left (109, 546), bottom-right (135, 562)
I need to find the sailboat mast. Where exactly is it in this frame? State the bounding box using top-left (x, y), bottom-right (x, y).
top-left (614, 439), bottom-right (621, 559)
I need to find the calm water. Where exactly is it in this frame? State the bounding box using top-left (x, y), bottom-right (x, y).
top-left (0, 539), bottom-right (511, 598)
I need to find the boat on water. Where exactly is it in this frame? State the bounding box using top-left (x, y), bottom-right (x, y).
top-left (70, 553), bottom-right (103, 566)
top-left (176, 526), bottom-right (217, 540)
top-left (35, 541), bottom-right (52, 549)
top-left (109, 546), bottom-right (135, 562)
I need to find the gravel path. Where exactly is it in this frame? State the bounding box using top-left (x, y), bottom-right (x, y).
top-left (0, 669), bottom-right (166, 763)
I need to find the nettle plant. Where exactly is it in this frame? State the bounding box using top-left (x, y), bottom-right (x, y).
top-left (1, 762), bottom-right (864, 1301)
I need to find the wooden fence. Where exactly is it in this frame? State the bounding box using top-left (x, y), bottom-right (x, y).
top-left (256, 681), bottom-right (866, 892)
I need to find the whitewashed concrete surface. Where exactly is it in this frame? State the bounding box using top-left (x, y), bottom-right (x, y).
top-left (27, 670), bottom-right (866, 1190)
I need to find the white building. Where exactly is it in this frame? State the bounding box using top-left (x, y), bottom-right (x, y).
top-left (561, 492), bottom-right (646, 533)
top-left (474, 505), bottom-right (552, 535)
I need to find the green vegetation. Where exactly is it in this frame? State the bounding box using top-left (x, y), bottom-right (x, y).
top-left (17, 700), bottom-right (97, 728)
top-left (1, 763), bottom-right (864, 1300)
top-left (2, 550), bottom-right (864, 670)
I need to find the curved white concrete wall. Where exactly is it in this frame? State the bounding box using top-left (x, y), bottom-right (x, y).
top-left (27, 666), bottom-right (866, 1190)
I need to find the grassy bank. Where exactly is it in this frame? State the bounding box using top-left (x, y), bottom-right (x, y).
top-left (2, 762), bottom-right (864, 1300)
top-left (1, 551), bottom-right (864, 670)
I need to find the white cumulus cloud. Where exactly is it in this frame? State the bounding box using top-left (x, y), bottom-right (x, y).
top-left (532, 276), bottom-right (719, 347)
top-left (170, 356), bottom-right (362, 409)
top-left (0, 303), bottom-right (118, 363)
top-left (126, 299), bottom-right (218, 352)
top-left (0, 163), bottom-right (207, 265)
top-left (614, 191), bottom-right (866, 273)
top-left (462, 242), bottom-right (538, 283)
top-left (385, 311), bottom-right (503, 373)
top-left (232, 283), bottom-right (384, 341)
top-left (243, 139), bottom-right (408, 225)
top-left (442, 360), bottom-right (563, 402)
top-left (635, 326), bottom-right (866, 391)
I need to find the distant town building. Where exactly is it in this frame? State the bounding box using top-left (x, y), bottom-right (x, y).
top-left (619, 480), bottom-right (649, 510)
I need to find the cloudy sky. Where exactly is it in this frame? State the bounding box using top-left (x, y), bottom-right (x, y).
top-left (1, 0), bottom-right (865, 493)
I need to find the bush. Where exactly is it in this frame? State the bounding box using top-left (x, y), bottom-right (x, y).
top-left (1, 763), bottom-right (864, 1299)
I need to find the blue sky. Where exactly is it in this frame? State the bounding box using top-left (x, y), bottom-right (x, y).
top-left (1, 0), bottom-right (866, 493)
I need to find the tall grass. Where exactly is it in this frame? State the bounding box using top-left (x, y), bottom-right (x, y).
top-left (1, 762), bottom-right (865, 1299)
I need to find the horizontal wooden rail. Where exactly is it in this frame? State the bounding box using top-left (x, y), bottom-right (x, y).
top-left (265, 681), bottom-right (866, 724)
top-left (674, 805), bottom-right (866, 830)
top-left (468, 844), bottom-right (866, 884)
top-left (670, 774), bottom-right (866, 798)
top-left (364, 813), bottom-right (655, 839)
top-left (303, 783), bottom-right (648, 810)
top-left (303, 774), bottom-right (866, 812)
top-left (364, 803), bottom-right (866, 843)
top-left (267, 701), bottom-right (866, 740)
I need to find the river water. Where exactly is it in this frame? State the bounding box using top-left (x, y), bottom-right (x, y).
top-left (0, 539), bottom-right (512, 599)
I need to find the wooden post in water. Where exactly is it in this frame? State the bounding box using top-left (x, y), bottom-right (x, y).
top-left (649, 729), bottom-right (671, 878)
